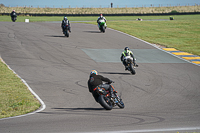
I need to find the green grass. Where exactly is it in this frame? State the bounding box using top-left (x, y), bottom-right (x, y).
top-left (86, 15), bottom-right (200, 56)
top-left (0, 14), bottom-right (199, 21)
top-left (0, 16), bottom-right (100, 22)
top-left (0, 59), bottom-right (40, 118)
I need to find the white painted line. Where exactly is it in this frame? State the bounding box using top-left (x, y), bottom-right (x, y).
top-left (83, 127), bottom-right (200, 133)
top-left (108, 28), bottom-right (199, 66)
top-left (0, 56), bottom-right (46, 120)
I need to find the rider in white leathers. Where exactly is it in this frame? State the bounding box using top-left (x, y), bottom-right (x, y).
top-left (97, 14), bottom-right (107, 29)
top-left (121, 47), bottom-right (138, 70)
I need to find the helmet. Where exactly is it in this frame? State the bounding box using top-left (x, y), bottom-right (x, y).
top-left (100, 14), bottom-right (103, 18)
top-left (124, 47), bottom-right (129, 51)
top-left (64, 16), bottom-right (67, 20)
top-left (124, 47), bottom-right (130, 54)
top-left (91, 70), bottom-right (98, 75)
top-left (13, 10), bottom-right (15, 12)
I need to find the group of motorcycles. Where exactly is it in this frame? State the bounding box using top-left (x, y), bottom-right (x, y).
top-left (62, 17), bottom-right (137, 110)
top-left (95, 56), bottom-right (138, 110)
top-left (62, 17), bottom-right (107, 37)
top-left (10, 13), bottom-right (136, 110)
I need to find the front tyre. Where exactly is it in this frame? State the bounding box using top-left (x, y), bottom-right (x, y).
top-left (100, 25), bottom-right (105, 33)
top-left (65, 30), bottom-right (69, 37)
top-left (101, 26), bottom-right (105, 33)
top-left (117, 98), bottom-right (125, 108)
top-left (130, 63), bottom-right (136, 75)
top-left (12, 17), bottom-right (16, 22)
top-left (98, 95), bottom-right (113, 110)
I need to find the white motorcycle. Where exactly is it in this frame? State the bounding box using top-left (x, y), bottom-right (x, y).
top-left (98, 19), bottom-right (107, 33)
top-left (124, 56), bottom-right (138, 75)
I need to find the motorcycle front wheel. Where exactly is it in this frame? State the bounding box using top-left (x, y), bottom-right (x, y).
top-left (100, 26), bottom-right (105, 33)
top-left (65, 30), bottom-right (69, 37)
top-left (117, 98), bottom-right (125, 108)
top-left (12, 17), bottom-right (16, 22)
top-left (98, 95), bottom-right (113, 110)
top-left (130, 63), bottom-right (136, 75)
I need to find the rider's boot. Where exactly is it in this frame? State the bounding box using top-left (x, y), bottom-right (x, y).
top-left (125, 65), bottom-right (128, 70)
top-left (109, 85), bottom-right (114, 98)
top-left (69, 27), bottom-right (71, 32)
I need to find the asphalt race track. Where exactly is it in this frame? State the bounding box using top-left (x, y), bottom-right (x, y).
top-left (0, 22), bottom-right (200, 133)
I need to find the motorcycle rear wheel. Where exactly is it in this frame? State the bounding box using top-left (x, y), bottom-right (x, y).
top-left (98, 95), bottom-right (113, 110)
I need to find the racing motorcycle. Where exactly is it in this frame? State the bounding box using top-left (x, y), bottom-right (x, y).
top-left (124, 56), bottom-right (138, 75)
top-left (63, 24), bottom-right (70, 37)
top-left (11, 13), bottom-right (17, 22)
top-left (98, 19), bottom-right (106, 33)
top-left (93, 83), bottom-right (124, 110)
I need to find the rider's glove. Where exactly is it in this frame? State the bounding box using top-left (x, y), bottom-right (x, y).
top-left (110, 80), bottom-right (114, 83)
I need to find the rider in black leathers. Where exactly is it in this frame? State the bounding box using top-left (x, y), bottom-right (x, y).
top-left (61, 16), bottom-right (71, 33)
top-left (88, 70), bottom-right (114, 102)
top-left (10, 10), bottom-right (17, 21)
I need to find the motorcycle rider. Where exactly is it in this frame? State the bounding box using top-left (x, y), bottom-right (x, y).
top-left (121, 47), bottom-right (138, 70)
top-left (10, 10), bottom-right (17, 21)
top-left (97, 14), bottom-right (107, 29)
top-left (61, 16), bottom-right (71, 33)
top-left (88, 70), bottom-right (114, 103)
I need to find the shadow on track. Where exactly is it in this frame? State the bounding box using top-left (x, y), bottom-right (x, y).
top-left (83, 31), bottom-right (101, 33)
top-left (45, 35), bottom-right (66, 38)
top-left (37, 108), bottom-right (105, 115)
top-left (100, 72), bottom-right (131, 75)
top-left (52, 107), bottom-right (105, 111)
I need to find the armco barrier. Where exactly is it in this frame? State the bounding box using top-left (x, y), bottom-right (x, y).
top-left (1, 12), bottom-right (200, 16)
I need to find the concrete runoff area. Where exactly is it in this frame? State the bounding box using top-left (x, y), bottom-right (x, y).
top-left (82, 49), bottom-right (187, 63)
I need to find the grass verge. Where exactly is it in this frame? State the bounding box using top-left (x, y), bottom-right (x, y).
top-left (0, 14), bottom-right (199, 22)
top-left (0, 58), bottom-right (41, 119)
top-left (85, 15), bottom-right (200, 56)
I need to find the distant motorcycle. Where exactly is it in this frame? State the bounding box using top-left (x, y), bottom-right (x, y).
top-left (93, 82), bottom-right (124, 110)
top-left (11, 12), bottom-right (17, 22)
top-left (124, 56), bottom-right (138, 75)
top-left (63, 24), bottom-right (70, 37)
top-left (98, 19), bottom-right (106, 33)
top-left (136, 18), bottom-right (142, 21)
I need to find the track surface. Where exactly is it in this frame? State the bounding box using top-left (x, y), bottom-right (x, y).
top-left (0, 22), bottom-right (200, 133)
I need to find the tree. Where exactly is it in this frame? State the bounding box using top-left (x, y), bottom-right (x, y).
top-left (0, 3), bottom-right (5, 7)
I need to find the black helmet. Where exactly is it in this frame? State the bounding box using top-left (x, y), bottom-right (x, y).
top-left (124, 47), bottom-right (129, 51)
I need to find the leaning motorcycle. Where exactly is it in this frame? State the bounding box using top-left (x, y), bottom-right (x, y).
top-left (124, 56), bottom-right (138, 75)
top-left (98, 19), bottom-right (106, 33)
top-left (93, 83), bottom-right (124, 110)
top-left (63, 24), bottom-right (70, 37)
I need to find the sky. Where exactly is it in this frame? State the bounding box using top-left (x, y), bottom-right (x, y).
top-left (1, 0), bottom-right (200, 8)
